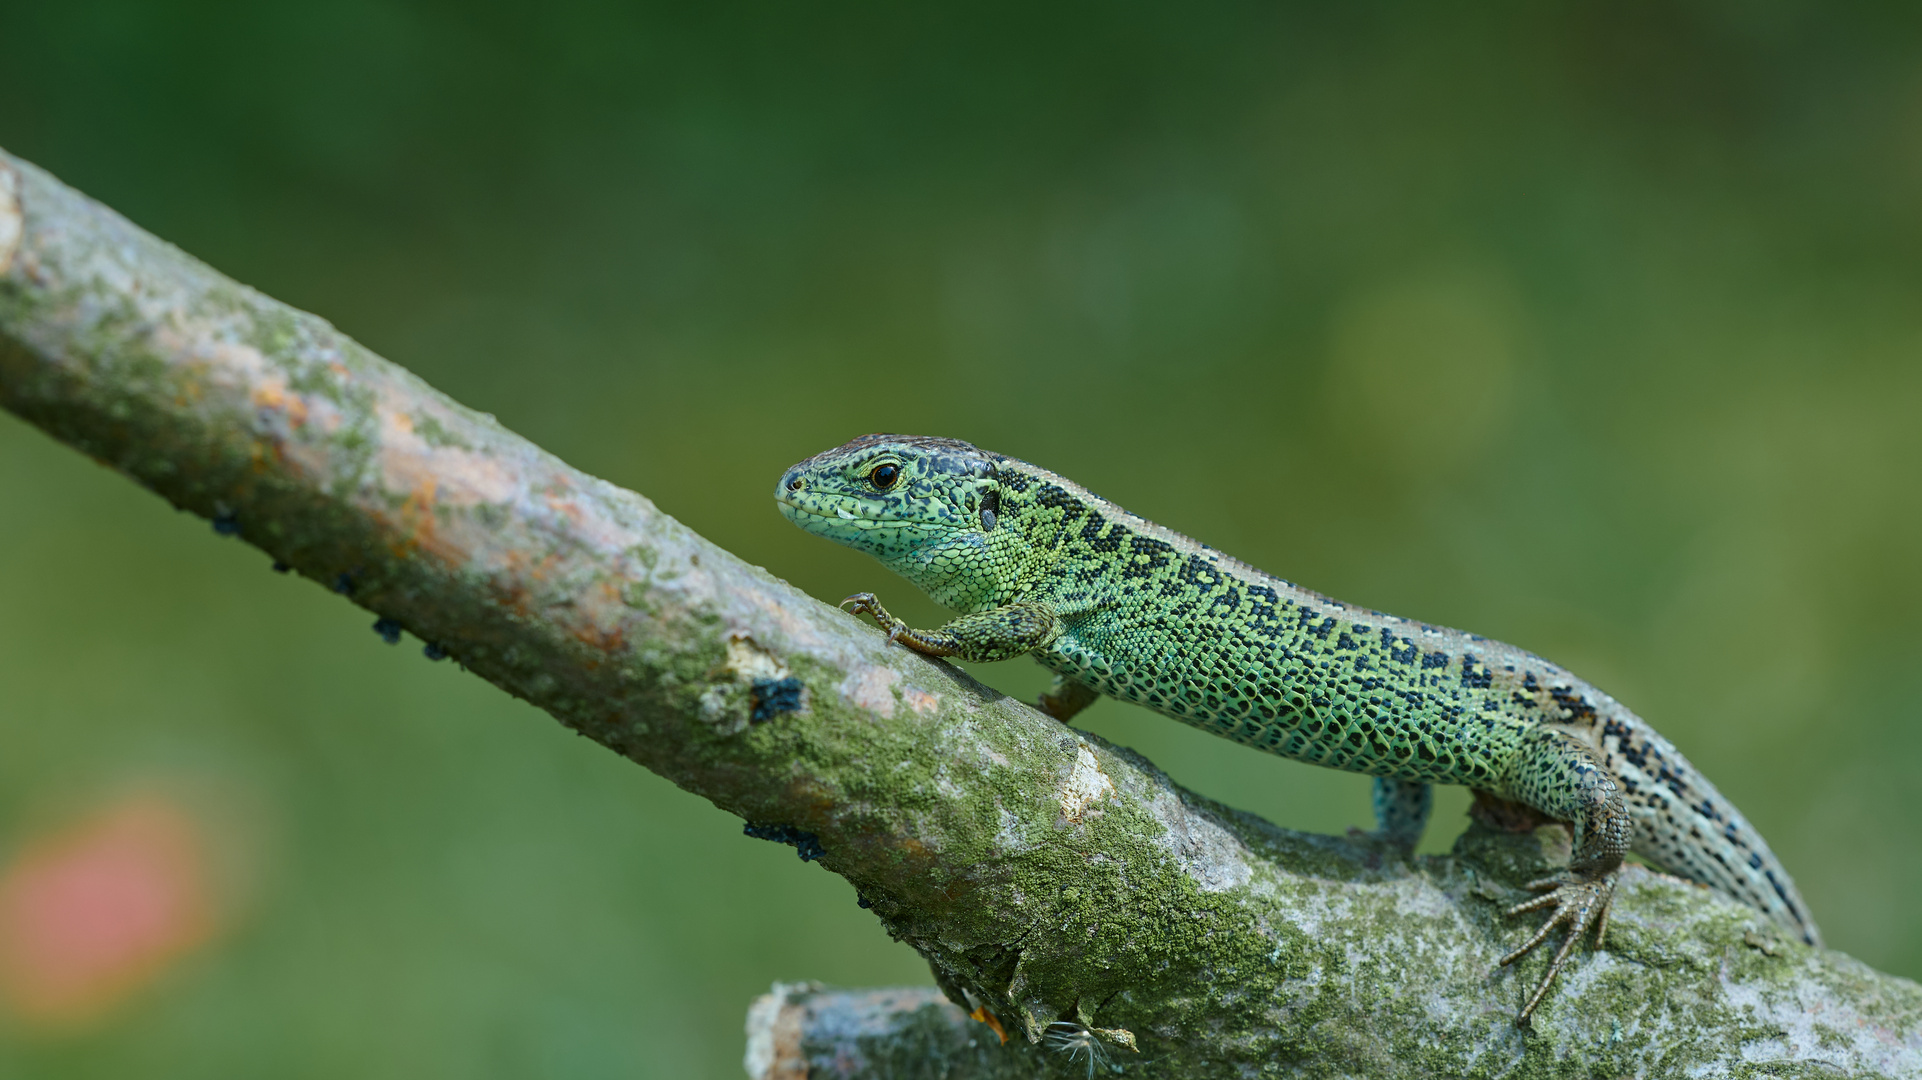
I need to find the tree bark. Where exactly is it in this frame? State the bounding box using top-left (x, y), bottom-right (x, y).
top-left (3, 146), bottom-right (1918, 1078)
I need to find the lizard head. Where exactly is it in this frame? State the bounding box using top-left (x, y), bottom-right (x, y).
top-left (776, 434), bottom-right (1014, 608)
top-left (775, 433), bottom-right (1001, 561)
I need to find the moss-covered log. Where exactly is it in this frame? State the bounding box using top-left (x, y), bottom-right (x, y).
top-left (3, 146), bottom-right (1919, 1077)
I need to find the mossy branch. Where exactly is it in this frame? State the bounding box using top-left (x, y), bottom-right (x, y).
top-left (2, 147), bottom-right (1918, 1078)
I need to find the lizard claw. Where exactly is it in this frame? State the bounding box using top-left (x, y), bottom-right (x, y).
top-left (840, 593), bottom-right (911, 648)
top-left (1499, 872), bottom-right (1615, 1023)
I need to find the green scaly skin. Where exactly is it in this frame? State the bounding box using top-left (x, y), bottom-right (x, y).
top-left (776, 433), bottom-right (1822, 1023)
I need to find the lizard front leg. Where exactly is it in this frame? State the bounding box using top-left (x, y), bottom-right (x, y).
top-left (841, 593), bottom-right (1063, 664)
top-left (1496, 726), bottom-right (1633, 1022)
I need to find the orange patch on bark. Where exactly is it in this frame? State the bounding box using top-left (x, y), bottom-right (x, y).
top-left (391, 478), bottom-right (440, 559)
top-left (561, 579), bottom-right (630, 655)
top-left (544, 496), bottom-right (585, 527)
top-left (249, 381), bottom-right (309, 428)
top-left (0, 797), bottom-right (217, 1028)
top-left (571, 620), bottom-right (627, 654)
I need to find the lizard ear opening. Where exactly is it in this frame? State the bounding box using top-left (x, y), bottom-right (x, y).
top-left (980, 488), bottom-right (1000, 532)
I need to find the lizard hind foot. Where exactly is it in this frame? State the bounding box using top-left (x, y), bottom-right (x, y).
top-left (1499, 873), bottom-right (1616, 1023)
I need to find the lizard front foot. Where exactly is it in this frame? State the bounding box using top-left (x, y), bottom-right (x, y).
top-left (1500, 871), bottom-right (1616, 1023)
top-left (839, 592), bottom-right (957, 657)
top-left (840, 592), bottom-right (906, 641)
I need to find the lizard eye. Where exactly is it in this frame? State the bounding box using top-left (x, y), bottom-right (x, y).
top-left (869, 463), bottom-right (901, 491)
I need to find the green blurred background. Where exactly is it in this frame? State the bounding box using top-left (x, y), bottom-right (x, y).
top-left (3, 1), bottom-right (1921, 1075)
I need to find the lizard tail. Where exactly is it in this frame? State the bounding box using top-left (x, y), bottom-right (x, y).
top-left (1603, 711), bottom-right (1822, 947)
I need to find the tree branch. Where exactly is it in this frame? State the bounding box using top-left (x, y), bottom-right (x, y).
top-left (745, 984), bottom-right (1048, 1080)
top-left (3, 146), bottom-right (1918, 1077)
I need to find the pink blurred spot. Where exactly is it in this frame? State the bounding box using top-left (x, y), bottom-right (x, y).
top-left (0, 796), bottom-right (215, 1027)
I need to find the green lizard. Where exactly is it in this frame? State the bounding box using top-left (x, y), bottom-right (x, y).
top-left (775, 433), bottom-right (1821, 1022)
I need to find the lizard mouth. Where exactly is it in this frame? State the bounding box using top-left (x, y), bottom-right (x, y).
top-left (775, 500), bottom-right (903, 537)
top-left (775, 500), bottom-right (866, 523)
top-left (775, 498), bottom-right (961, 539)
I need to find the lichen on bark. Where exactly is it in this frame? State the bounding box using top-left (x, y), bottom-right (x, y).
top-left (3, 146), bottom-right (1919, 1077)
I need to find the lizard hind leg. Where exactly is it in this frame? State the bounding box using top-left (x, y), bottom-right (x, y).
top-left (1492, 726), bottom-right (1633, 1023)
top-left (1370, 777), bottom-right (1433, 852)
